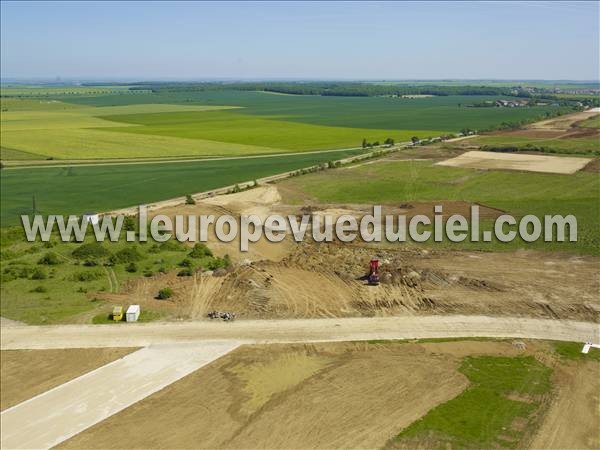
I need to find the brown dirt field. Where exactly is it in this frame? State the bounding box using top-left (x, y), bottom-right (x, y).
top-left (57, 341), bottom-right (473, 450)
top-left (97, 185), bottom-right (597, 324)
top-left (527, 109), bottom-right (600, 131)
top-left (530, 361), bottom-right (600, 450)
top-left (58, 340), bottom-right (591, 450)
top-left (93, 240), bottom-right (599, 323)
top-left (0, 347), bottom-right (136, 411)
top-left (436, 150), bottom-right (592, 174)
top-left (583, 158), bottom-right (600, 173)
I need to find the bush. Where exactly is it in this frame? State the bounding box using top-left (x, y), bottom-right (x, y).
top-left (30, 285), bottom-right (48, 293)
top-left (188, 243), bottom-right (212, 258)
top-left (179, 258), bottom-right (194, 267)
top-left (123, 215), bottom-right (136, 232)
top-left (31, 268), bottom-right (47, 280)
top-left (71, 270), bottom-right (103, 282)
top-left (157, 287), bottom-right (173, 299)
top-left (38, 252), bottom-right (61, 265)
top-left (185, 194), bottom-right (196, 205)
top-left (114, 246), bottom-right (143, 263)
top-left (177, 268), bottom-right (193, 277)
top-left (72, 243), bottom-right (110, 260)
top-left (125, 262), bottom-right (138, 273)
top-left (206, 255), bottom-right (232, 270)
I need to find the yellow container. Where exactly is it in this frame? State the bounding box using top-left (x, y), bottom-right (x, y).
top-left (112, 306), bottom-right (124, 322)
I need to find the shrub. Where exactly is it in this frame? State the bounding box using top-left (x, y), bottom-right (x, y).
top-left (206, 255), bottom-right (231, 270)
top-left (160, 241), bottom-right (186, 252)
top-left (179, 258), bottom-right (194, 267)
top-left (125, 262), bottom-right (138, 273)
top-left (71, 270), bottom-right (103, 282)
top-left (185, 194), bottom-right (196, 205)
top-left (38, 252), bottom-right (61, 265)
top-left (31, 285), bottom-right (48, 293)
top-left (114, 246), bottom-right (143, 263)
top-left (72, 243), bottom-right (110, 260)
top-left (188, 243), bottom-right (212, 258)
top-left (31, 268), bottom-right (47, 280)
top-left (123, 215), bottom-right (136, 231)
top-left (157, 287), bottom-right (173, 299)
top-left (177, 268), bottom-right (193, 277)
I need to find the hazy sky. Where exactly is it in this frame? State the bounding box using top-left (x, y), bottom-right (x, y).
top-left (1, 1), bottom-right (598, 81)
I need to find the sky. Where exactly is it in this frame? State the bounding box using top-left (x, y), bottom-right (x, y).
top-left (1, 1), bottom-right (598, 81)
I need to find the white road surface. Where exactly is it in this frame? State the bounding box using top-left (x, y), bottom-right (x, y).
top-left (0, 342), bottom-right (240, 450)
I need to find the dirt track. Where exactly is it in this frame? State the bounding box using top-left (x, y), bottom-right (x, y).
top-left (1, 315), bottom-right (598, 350)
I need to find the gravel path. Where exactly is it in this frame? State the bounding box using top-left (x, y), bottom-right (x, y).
top-left (2, 315), bottom-right (598, 350)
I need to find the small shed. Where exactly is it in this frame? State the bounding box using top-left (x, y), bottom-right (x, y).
top-left (126, 304), bottom-right (141, 322)
top-left (82, 212), bottom-right (100, 225)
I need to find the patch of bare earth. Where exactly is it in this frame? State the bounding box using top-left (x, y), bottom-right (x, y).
top-left (58, 341), bottom-right (472, 450)
top-left (0, 347), bottom-right (137, 411)
top-left (530, 361), bottom-right (600, 450)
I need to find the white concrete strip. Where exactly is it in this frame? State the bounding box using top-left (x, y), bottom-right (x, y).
top-left (0, 341), bottom-right (240, 450)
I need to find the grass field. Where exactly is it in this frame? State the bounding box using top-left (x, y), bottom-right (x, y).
top-left (1, 89), bottom-right (568, 161)
top-left (577, 115), bottom-right (600, 128)
top-left (0, 149), bottom-right (366, 226)
top-left (58, 90), bottom-right (563, 131)
top-left (279, 159), bottom-right (600, 254)
top-left (99, 109), bottom-right (446, 151)
top-left (465, 135), bottom-right (600, 156)
top-left (391, 355), bottom-right (553, 449)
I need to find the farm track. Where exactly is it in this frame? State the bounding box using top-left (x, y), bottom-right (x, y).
top-left (1, 315), bottom-right (598, 350)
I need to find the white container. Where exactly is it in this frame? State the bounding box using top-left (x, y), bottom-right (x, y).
top-left (82, 213), bottom-right (100, 225)
top-left (126, 304), bottom-right (140, 322)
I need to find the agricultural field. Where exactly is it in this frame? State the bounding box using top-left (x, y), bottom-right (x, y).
top-left (50, 339), bottom-right (599, 450)
top-left (278, 156), bottom-right (600, 255)
top-left (0, 148), bottom-right (365, 226)
top-left (1, 89), bottom-right (569, 162)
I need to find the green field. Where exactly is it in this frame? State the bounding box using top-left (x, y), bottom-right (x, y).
top-left (465, 135), bottom-right (600, 156)
top-left (1, 91), bottom-right (567, 161)
top-left (279, 159), bottom-right (600, 254)
top-left (0, 149), bottom-right (366, 226)
top-left (391, 356), bottom-right (553, 449)
top-left (577, 115), bottom-right (600, 129)
top-left (58, 90), bottom-right (563, 130)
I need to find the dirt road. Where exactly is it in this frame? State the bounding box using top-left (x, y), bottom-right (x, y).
top-left (2, 316), bottom-right (598, 350)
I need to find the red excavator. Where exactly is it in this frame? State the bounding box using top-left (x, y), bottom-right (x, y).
top-left (368, 258), bottom-right (380, 285)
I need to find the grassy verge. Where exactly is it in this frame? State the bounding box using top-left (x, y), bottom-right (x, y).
top-left (389, 356), bottom-right (553, 449)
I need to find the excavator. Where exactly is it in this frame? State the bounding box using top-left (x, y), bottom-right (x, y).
top-left (367, 258), bottom-right (380, 286)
